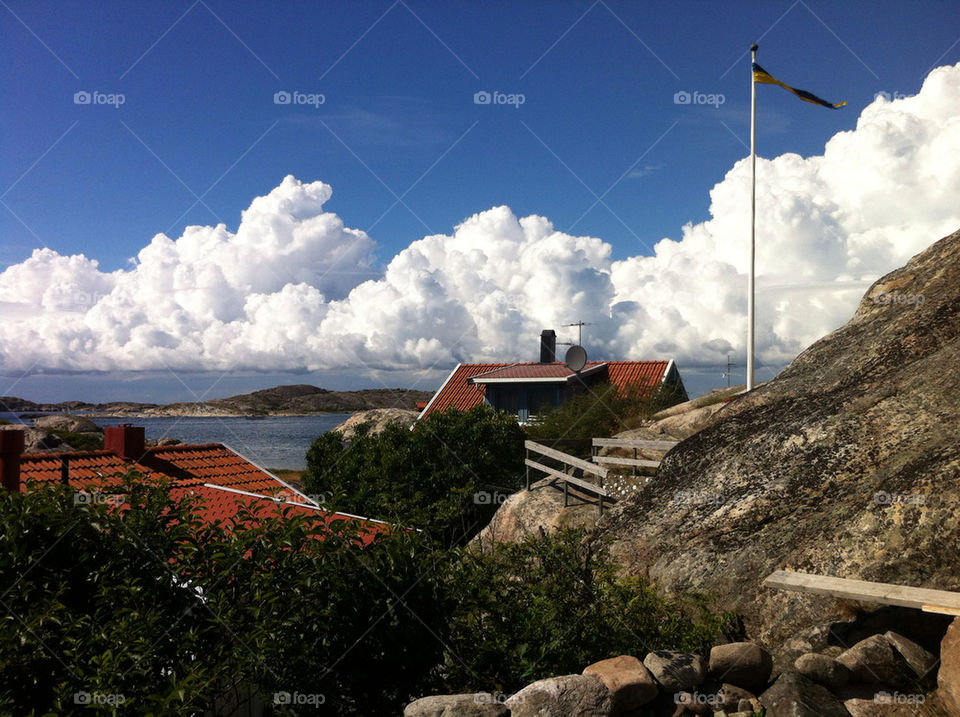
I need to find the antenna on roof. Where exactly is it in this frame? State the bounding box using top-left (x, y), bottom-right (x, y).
top-left (721, 354), bottom-right (741, 388)
top-left (564, 321), bottom-right (593, 345)
top-left (564, 345), bottom-right (588, 373)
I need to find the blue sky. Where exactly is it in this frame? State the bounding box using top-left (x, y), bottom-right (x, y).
top-left (3, 0), bottom-right (960, 402)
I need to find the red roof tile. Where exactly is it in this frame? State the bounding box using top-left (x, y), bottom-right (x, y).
top-left (470, 362), bottom-right (608, 381)
top-left (419, 360), bottom-right (672, 420)
top-left (17, 442), bottom-right (388, 544)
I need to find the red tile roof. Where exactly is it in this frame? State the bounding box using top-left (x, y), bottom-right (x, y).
top-left (17, 442), bottom-right (388, 545)
top-left (418, 360), bottom-right (673, 420)
top-left (470, 362), bottom-right (607, 382)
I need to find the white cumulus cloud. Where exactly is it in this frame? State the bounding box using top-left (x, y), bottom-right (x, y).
top-left (2, 63), bottom-right (960, 378)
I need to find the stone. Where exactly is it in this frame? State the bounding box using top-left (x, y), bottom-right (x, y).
top-left (759, 672), bottom-right (850, 717)
top-left (715, 683), bottom-right (756, 710)
top-left (32, 414), bottom-right (103, 434)
top-left (939, 617), bottom-right (960, 715)
top-left (837, 635), bottom-right (909, 685)
top-left (582, 655), bottom-right (658, 712)
top-left (506, 674), bottom-right (613, 717)
top-left (708, 642), bottom-right (773, 692)
top-left (403, 693), bottom-right (509, 717)
top-left (600, 227), bottom-right (960, 648)
top-left (883, 631), bottom-right (938, 684)
top-left (643, 650), bottom-right (707, 693)
top-left (331, 408), bottom-right (419, 441)
top-left (793, 652), bottom-right (850, 689)
top-left (0, 425), bottom-right (68, 453)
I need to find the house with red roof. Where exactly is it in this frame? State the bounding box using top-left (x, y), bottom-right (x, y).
top-left (417, 330), bottom-right (686, 423)
top-left (0, 425), bottom-right (388, 544)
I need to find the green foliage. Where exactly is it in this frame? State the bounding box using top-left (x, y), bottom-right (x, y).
top-left (1, 480), bottom-right (733, 714)
top-left (303, 405), bottom-right (526, 545)
top-left (526, 381), bottom-right (686, 442)
top-left (442, 528), bottom-right (734, 692)
top-left (0, 477), bottom-right (453, 715)
top-left (49, 429), bottom-right (104, 451)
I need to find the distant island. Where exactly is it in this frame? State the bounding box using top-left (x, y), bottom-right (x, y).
top-left (1, 384), bottom-right (434, 418)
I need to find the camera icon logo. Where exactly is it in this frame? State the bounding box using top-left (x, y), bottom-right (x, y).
top-left (674, 90), bottom-right (691, 105)
top-left (74, 91), bottom-right (91, 105)
top-left (274, 691), bottom-right (292, 705)
top-left (74, 692), bottom-right (91, 704)
top-left (274, 91), bottom-right (291, 105)
top-left (474, 90), bottom-right (491, 105)
top-left (874, 90), bottom-right (892, 102)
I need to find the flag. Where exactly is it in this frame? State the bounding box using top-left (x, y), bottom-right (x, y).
top-left (752, 62), bottom-right (846, 109)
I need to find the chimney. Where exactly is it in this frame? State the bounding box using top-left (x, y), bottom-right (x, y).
top-left (539, 329), bottom-right (556, 363)
top-left (105, 425), bottom-right (146, 462)
top-left (0, 429), bottom-right (25, 493)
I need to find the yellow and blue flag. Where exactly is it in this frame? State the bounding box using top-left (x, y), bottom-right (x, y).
top-left (752, 63), bottom-right (845, 109)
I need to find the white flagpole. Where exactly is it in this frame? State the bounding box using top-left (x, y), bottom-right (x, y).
top-left (747, 43), bottom-right (758, 391)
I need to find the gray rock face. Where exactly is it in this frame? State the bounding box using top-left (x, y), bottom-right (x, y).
top-left (583, 655), bottom-right (658, 712)
top-left (32, 414), bottom-right (103, 434)
top-left (793, 652), bottom-right (849, 689)
top-left (600, 227), bottom-right (960, 646)
top-left (403, 693), bottom-right (509, 717)
top-left (0, 425), bottom-right (68, 453)
top-left (760, 671), bottom-right (850, 717)
top-left (707, 642), bottom-right (773, 692)
top-left (642, 650), bottom-right (706, 693)
top-left (505, 674), bottom-right (613, 717)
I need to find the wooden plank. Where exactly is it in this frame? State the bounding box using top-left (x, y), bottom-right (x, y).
top-left (524, 458), bottom-right (608, 497)
top-left (592, 438), bottom-right (678, 450)
top-left (524, 440), bottom-right (607, 479)
top-left (763, 570), bottom-right (960, 616)
top-left (592, 455), bottom-right (661, 469)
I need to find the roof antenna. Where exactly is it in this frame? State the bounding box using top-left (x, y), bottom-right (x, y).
top-left (563, 321), bottom-right (593, 346)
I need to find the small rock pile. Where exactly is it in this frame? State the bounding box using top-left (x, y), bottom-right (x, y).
top-left (405, 621), bottom-right (960, 716)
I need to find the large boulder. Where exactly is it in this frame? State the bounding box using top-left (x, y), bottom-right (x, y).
top-left (759, 671), bottom-right (849, 716)
top-left (331, 408), bottom-right (418, 441)
top-left (32, 414), bottom-right (102, 434)
top-left (505, 674), bottom-right (612, 717)
top-left (794, 652), bottom-right (850, 689)
top-left (939, 617), bottom-right (960, 714)
top-left (472, 477), bottom-right (602, 547)
top-left (600, 227), bottom-right (960, 646)
top-left (707, 642), bottom-right (773, 692)
top-left (0, 425), bottom-right (69, 453)
top-left (583, 655), bottom-right (658, 712)
top-left (837, 634), bottom-right (910, 685)
top-left (403, 694), bottom-right (508, 717)
top-left (641, 650), bottom-right (705, 693)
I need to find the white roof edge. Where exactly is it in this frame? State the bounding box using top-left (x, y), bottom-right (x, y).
top-left (416, 363), bottom-right (462, 422)
top-left (661, 358), bottom-right (676, 383)
top-left (201, 482), bottom-right (392, 526)
top-left (221, 442), bottom-right (320, 507)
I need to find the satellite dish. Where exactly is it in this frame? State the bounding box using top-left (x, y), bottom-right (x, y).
top-left (564, 345), bottom-right (587, 372)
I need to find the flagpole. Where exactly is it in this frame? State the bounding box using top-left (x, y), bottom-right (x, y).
top-left (747, 43), bottom-right (758, 391)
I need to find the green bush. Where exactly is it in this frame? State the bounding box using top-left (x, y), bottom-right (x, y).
top-left (50, 429), bottom-right (104, 451)
top-left (526, 380), bottom-right (686, 443)
top-left (442, 527), bottom-right (734, 692)
top-left (304, 405), bottom-right (526, 545)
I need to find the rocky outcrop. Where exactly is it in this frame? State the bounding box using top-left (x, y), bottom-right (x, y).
top-left (331, 408), bottom-right (419, 441)
top-left (32, 414), bottom-right (103, 434)
top-left (600, 227), bottom-right (960, 647)
top-left (472, 477), bottom-right (602, 546)
top-left (0, 425), bottom-right (69, 453)
top-left (939, 617), bottom-right (960, 714)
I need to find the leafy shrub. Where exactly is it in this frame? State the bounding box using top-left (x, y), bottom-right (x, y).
top-left (526, 380), bottom-right (686, 443)
top-left (304, 405), bottom-right (526, 545)
top-left (50, 429), bottom-right (104, 451)
top-left (442, 527), bottom-right (734, 692)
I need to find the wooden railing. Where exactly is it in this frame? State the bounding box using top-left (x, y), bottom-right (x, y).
top-left (591, 437), bottom-right (678, 474)
top-left (524, 440), bottom-right (610, 515)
